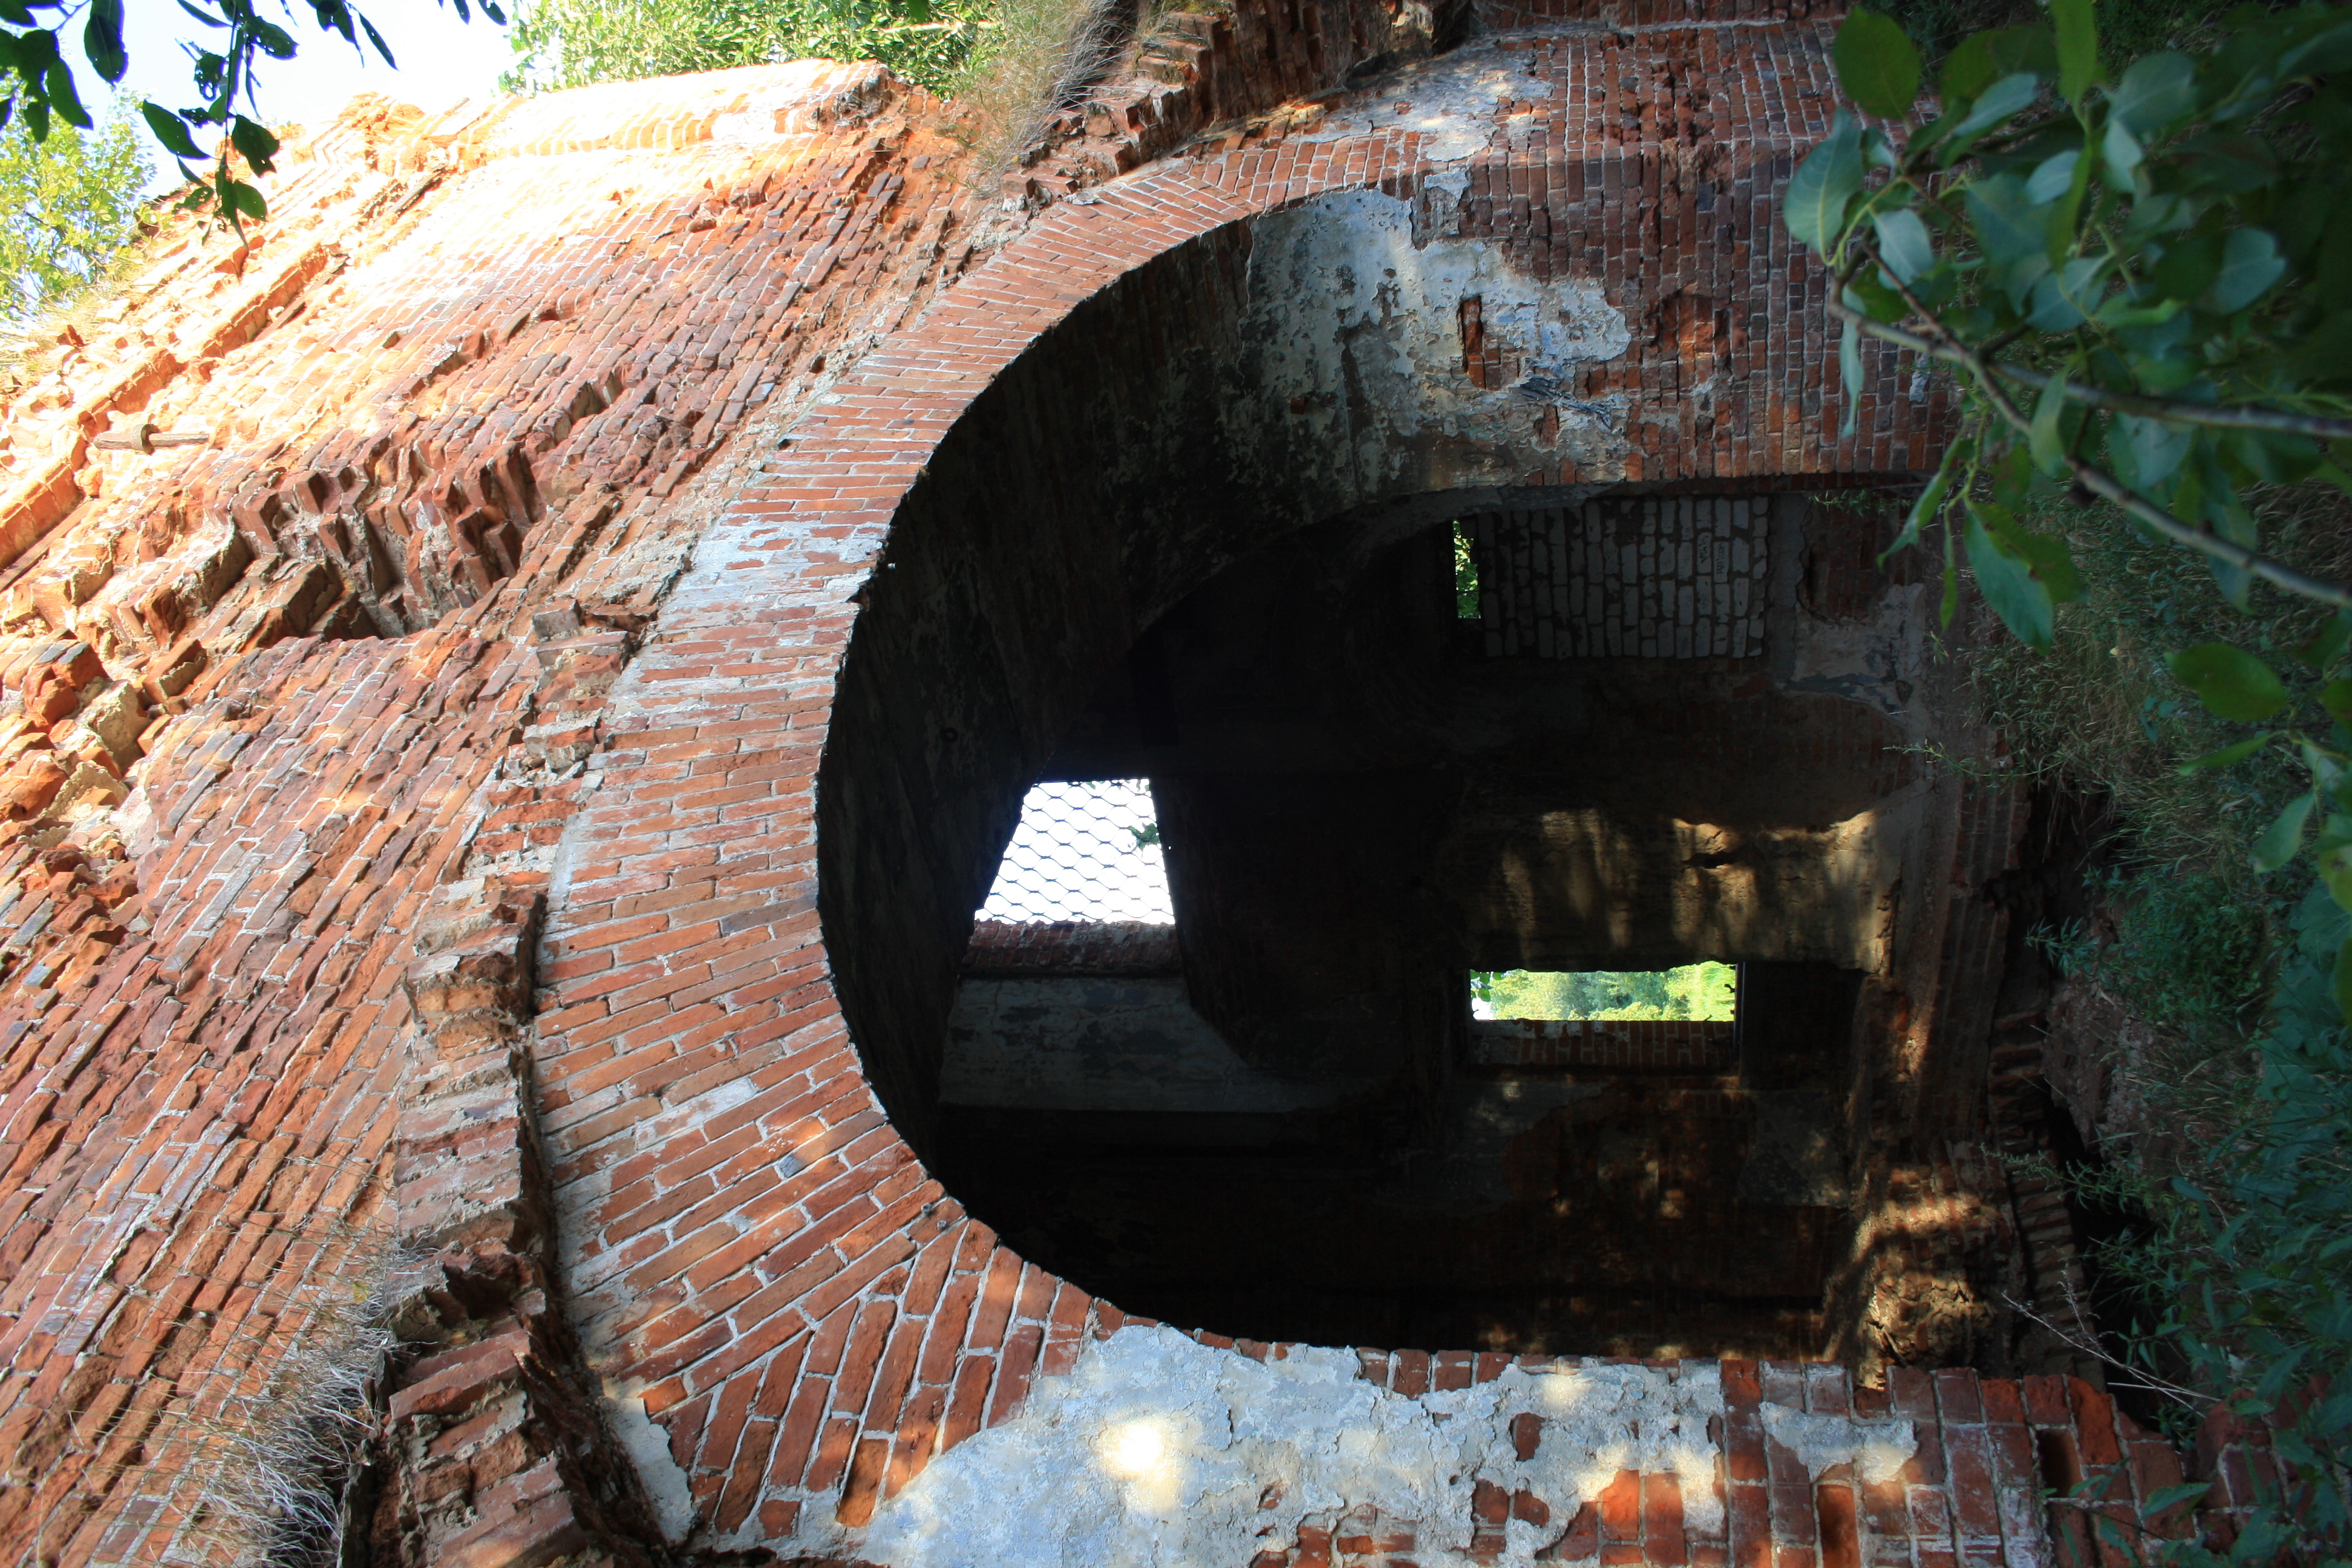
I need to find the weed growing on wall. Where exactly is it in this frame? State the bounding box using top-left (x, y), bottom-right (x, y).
top-left (942, 0), bottom-right (1138, 181)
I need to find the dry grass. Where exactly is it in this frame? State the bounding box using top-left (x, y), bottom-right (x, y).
top-left (0, 201), bottom-right (188, 393)
top-left (162, 1221), bottom-right (421, 1568)
top-left (942, 0), bottom-right (1148, 186)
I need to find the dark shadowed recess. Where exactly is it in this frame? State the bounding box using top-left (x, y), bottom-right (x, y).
top-left (816, 209), bottom-right (1922, 1356)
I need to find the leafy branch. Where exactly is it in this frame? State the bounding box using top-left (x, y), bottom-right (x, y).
top-left (1794, 11), bottom-right (2352, 1558)
top-left (1789, 0), bottom-right (2352, 987)
top-left (0, 0), bottom-right (503, 232)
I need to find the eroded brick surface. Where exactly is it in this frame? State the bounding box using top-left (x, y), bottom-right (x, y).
top-left (0, 3), bottom-right (2233, 1563)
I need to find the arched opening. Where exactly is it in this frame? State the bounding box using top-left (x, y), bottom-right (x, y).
top-left (817, 186), bottom-right (1934, 1357)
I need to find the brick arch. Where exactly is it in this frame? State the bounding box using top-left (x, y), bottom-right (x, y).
top-left (531, 97), bottom-right (1959, 1554)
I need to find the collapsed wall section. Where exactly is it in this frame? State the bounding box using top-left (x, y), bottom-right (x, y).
top-left (0, 61), bottom-right (975, 1567)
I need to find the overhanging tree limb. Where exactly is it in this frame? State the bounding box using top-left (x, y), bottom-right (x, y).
top-left (1828, 247), bottom-right (2352, 609)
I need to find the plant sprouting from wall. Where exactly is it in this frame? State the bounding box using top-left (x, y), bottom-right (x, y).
top-left (166, 1220), bottom-right (416, 1568)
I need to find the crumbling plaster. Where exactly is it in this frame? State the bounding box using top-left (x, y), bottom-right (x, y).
top-left (854, 1324), bottom-right (1912, 1567)
top-left (1240, 188), bottom-right (1634, 492)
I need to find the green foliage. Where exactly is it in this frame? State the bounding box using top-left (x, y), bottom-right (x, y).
top-left (1452, 520), bottom-right (1480, 619)
top-left (1800, 11), bottom-right (2352, 1549)
top-left (1795, 2), bottom-right (2352, 634)
top-left (1472, 964), bottom-right (1739, 1022)
top-left (2056, 886), bottom-right (2352, 1563)
top-left (0, 0), bottom-right (501, 232)
top-left (1793, 3), bottom-right (2352, 1027)
top-left (500, 0), bottom-right (990, 95)
top-left (2040, 865), bottom-right (2273, 1037)
top-left (0, 101), bottom-right (149, 320)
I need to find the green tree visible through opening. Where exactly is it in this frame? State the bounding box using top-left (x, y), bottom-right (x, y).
top-left (1470, 964), bottom-right (1738, 1022)
top-left (1452, 520), bottom-right (1480, 619)
top-left (0, 103), bottom-right (149, 322)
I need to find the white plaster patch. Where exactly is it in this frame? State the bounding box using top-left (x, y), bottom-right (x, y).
top-left (1294, 39), bottom-right (1558, 163)
top-left (605, 1387), bottom-right (698, 1541)
top-left (1241, 188), bottom-right (1631, 488)
top-left (1760, 1402), bottom-right (1918, 1485)
top-left (846, 1325), bottom-right (1906, 1567)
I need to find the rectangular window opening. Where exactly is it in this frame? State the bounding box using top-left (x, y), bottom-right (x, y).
top-left (1470, 964), bottom-right (1738, 1022)
top-left (976, 779), bottom-right (1174, 924)
top-left (1452, 518), bottom-right (1480, 619)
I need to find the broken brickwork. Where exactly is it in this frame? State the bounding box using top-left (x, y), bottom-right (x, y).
top-left (0, 2), bottom-right (2265, 1565)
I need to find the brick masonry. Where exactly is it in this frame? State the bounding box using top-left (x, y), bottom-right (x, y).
top-left (0, 2), bottom-right (2262, 1564)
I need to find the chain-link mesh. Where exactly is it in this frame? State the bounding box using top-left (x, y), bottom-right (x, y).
top-left (976, 779), bottom-right (1174, 924)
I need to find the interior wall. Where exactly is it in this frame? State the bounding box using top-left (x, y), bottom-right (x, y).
top-left (821, 181), bottom-right (1794, 1141)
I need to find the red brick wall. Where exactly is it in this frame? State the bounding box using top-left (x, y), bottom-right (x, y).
top-left (0, 3), bottom-right (2157, 1560)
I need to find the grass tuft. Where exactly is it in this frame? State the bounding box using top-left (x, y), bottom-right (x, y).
top-left (942, 0), bottom-right (1143, 187)
top-left (171, 1221), bottom-right (419, 1568)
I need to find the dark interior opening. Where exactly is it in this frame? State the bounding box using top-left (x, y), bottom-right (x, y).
top-left (815, 205), bottom-right (1941, 1359)
top-left (907, 500), bottom-right (1899, 1356)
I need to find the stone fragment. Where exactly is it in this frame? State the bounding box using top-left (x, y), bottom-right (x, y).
top-left (75, 681), bottom-right (146, 767)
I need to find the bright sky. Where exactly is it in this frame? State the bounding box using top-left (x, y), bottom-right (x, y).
top-left (111, 0), bottom-right (515, 186)
top-left (978, 781), bottom-right (1176, 925)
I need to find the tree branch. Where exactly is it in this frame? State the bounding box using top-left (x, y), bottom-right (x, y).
top-left (1826, 283), bottom-right (2352, 609)
top-left (1837, 287), bottom-right (2352, 441)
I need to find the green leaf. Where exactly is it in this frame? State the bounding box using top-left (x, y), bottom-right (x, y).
top-left (218, 172), bottom-right (266, 226)
top-left (2114, 414), bottom-right (2192, 492)
top-left (2153, 232), bottom-right (2221, 303)
top-left (1888, 435), bottom-right (1967, 560)
top-left (41, 56), bottom-right (87, 128)
top-left (1784, 113), bottom-right (1864, 255)
top-left (2178, 733), bottom-right (2273, 773)
top-left (2295, 615), bottom-right (2352, 673)
top-left (2140, 1480), bottom-right (2216, 1519)
top-left (357, 10), bottom-right (394, 65)
top-left (140, 100), bottom-right (203, 158)
top-left (82, 0), bottom-right (123, 82)
top-left (2202, 228), bottom-right (2285, 313)
top-left (2333, 933), bottom-right (2352, 1024)
top-left (1947, 71), bottom-right (2041, 151)
top-left (1838, 315), bottom-right (1863, 436)
top-left (2101, 116), bottom-right (2144, 189)
top-left (2029, 361), bottom-right (2074, 476)
top-left (1965, 501), bottom-right (2081, 651)
top-left (2051, 0), bottom-right (2102, 105)
top-left (2169, 642), bottom-right (2292, 722)
top-left (1833, 11), bottom-right (1922, 119)
top-left (229, 114), bottom-right (278, 175)
top-left (1941, 24), bottom-right (2056, 104)
top-left (2109, 51), bottom-right (2197, 136)
top-left (2024, 149), bottom-right (2078, 203)
top-left (2096, 295), bottom-right (2183, 330)
top-left (2280, 310), bottom-right (2352, 390)
top-left (2026, 256), bottom-right (2104, 330)
top-left (2254, 792), bottom-right (2318, 874)
top-left (1872, 208), bottom-right (1933, 281)
top-left (2319, 677), bottom-right (2352, 728)
top-left (1965, 172), bottom-right (2047, 304)
top-left (2046, 137), bottom-right (2094, 267)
